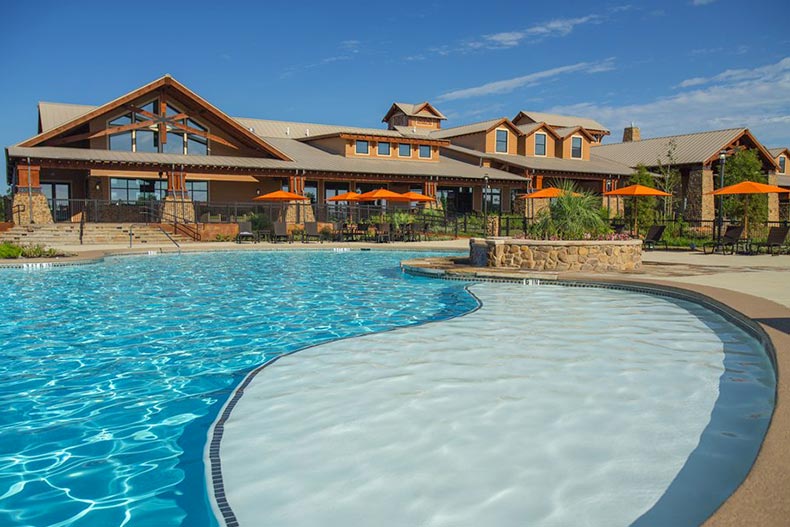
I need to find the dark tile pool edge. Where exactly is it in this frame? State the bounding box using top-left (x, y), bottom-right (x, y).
top-left (204, 282), bottom-right (483, 527)
top-left (402, 263), bottom-right (790, 527)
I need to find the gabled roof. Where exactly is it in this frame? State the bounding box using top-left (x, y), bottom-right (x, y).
top-left (442, 144), bottom-right (634, 177)
top-left (21, 75), bottom-right (292, 160)
top-left (513, 110), bottom-right (610, 133)
top-left (381, 102), bottom-right (447, 123)
top-left (516, 122), bottom-right (561, 140)
top-left (38, 102), bottom-right (95, 133)
top-left (593, 128), bottom-right (778, 169)
top-left (553, 126), bottom-right (596, 141)
top-left (430, 118), bottom-right (522, 140)
top-left (769, 147), bottom-right (790, 158)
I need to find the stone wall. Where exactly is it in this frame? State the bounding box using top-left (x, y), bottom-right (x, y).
top-left (687, 169), bottom-right (715, 220)
top-left (470, 237), bottom-right (642, 273)
top-left (12, 193), bottom-right (53, 225)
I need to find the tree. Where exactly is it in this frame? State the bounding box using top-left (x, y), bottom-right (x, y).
top-left (655, 139), bottom-right (680, 219)
top-left (627, 164), bottom-right (658, 231)
top-left (720, 149), bottom-right (767, 225)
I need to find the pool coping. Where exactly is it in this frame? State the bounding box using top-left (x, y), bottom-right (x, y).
top-left (401, 262), bottom-right (790, 527)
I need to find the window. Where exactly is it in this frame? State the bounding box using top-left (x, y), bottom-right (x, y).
top-left (418, 145), bottom-right (431, 158)
top-left (495, 129), bottom-right (508, 153)
top-left (780, 156), bottom-right (787, 173)
top-left (355, 140), bottom-right (369, 155)
top-left (378, 142), bottom-right (391, 156)
top-left (109, 178), bottom-right (208, 203)
top-left (484, 186), bottom-right (502, 213)
top-left (398, 143), bottom-right (411, 157)
top-left (106, 99), bottom-right (210, 155)
top-left (535, 133), bottom-right (547, 156)
top-left (571, 136), bottom-right (583, 159)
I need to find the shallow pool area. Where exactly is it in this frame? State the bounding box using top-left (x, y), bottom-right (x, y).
top-left (0, 251), bottom-right (776, 527)
top-left (218, 283), bottom-right (775, 527)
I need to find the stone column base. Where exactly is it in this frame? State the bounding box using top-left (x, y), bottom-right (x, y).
top-left (12, 192), bottom-right (53, 225)
top-left (160, 196), bottom-right (196, 223)
top-left (279, 202), bottom-right (316, 224)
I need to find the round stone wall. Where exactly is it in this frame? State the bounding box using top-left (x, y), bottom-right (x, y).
top-left (470, 238), bottom-right (642, 273)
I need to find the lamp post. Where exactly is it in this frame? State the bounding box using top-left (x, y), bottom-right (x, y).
top-left (717, 150), bottom-right (726, 243)
top-left (483, 174), bottom-right (489, 236)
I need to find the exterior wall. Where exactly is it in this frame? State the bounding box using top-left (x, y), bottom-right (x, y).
top-left (450, 132), bottom-right (486, 152)
top-left (39, 169), bottom-right (90, 200)
top-left (406, 117), bottom-right (441, 129)
top-left (687, 168), bottom-right (715, 221)
top-left (484, 127), bottom-right (518, 155)
top-left (470, 238), bottom-right (642, 272)
top-left (522, 130), bottom-right (557, 158)
top-left (210, 180), bottom-right (280, 202)
top-left (12, 193), bottom-right (54, 225)
top-left (342, 138), bottom-right (439, 161)
top-left (308, 137), bottom-right (346, 155)
top-left (768, 172), bottom-right (779, 222)
top-left (559, 135), bottom-right (591, 160)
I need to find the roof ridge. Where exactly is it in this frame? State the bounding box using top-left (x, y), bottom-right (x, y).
top-left (39, 101), bottom-right (97, 108)
top-left (597, 127), bottom-right (745, 146)
top-left (433, 117), bottom-right (507, 132)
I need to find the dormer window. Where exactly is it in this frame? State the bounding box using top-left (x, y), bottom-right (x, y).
top-left (398, 143), bottom-right (411, 157)
top-left (355, 140), bottom-right (369, 155)
top-left (495, 129), bottom-right (508, 153)
top-left (378, 142), bottom-right (391, 156)
top-left (535, 133), bottom-right (547, 156)
top-left (418, 145), bottom-right (431, 159)
top-left (571, 136), bottom-right (583, 159)
top-left (780, 156), bottom-right (786, 173)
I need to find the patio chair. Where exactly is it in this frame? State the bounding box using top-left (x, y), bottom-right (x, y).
top-left (376, 222), bottom-right (391, 243)
top-left (302, 222), bottom-right (322, 243)
top-left (703, 225), bottom-right (744, 254)
top-left (236, 221), bottom-right (256, 244)
top-left (753, 225), bottom-right (790, 255)
top-left (271, 221), bottom-right (292, 243)
top-left (642, 225), bottom-right (667, 251)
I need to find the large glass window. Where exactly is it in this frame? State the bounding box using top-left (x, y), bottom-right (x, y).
top-left (109, 178), bottom-right (208, 203)
top-left (377, 142), bottom-right (391, 156)
top-left (418, 145), bottom-right (431, 158)
top-left (106, 100), bottom-right (210, 155)
top-left (571, 136), bottom-right (583, 159)
top-left (780, 156), bottom-right (787, 173)
top-left (398, 143), bottom-right (411, 157)
top-left (535, 133), bottom-right (547, 156)
top-left (485, 186), bottom-right (502, 213)
top-left (495, 129), bottom-right (508, 153)
top-left (355, 140), bottom-right (369, 155)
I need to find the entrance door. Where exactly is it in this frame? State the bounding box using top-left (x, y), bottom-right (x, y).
top-left (41, 183), bottom-right (71, 222)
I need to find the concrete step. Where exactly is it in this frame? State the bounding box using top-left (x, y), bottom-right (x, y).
top-left (0, 223), bottom-right (193, 246)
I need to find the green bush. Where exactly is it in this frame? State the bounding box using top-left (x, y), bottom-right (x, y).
top-left (0, 242), bottom-right (22, 259)
top-left (249, 213), bottom-right (273, 232)
top-left (213, 234), bottom-right (233, 242)
top-left (528, 182), bottom-right (611, 240)
top-left (20, 245), bottom-right (60, 258)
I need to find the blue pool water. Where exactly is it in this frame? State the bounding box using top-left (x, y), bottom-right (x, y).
top-left (0, 251), bottom-right (476, 526)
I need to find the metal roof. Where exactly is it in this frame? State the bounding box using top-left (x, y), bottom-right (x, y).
top-left (38, 102), bottom-right (96, 132)
top-left (390, 102), bottom-right (447, 120)
top-left (592, 128), bottom-right (745, 167)
top-left (7, 143), bottom-right (526, 182)
top-left (515, 111), bottom-right (609, 133)
top-left (443, 144), bottom-right (634, 176)
top-left (769, 147), bottom-right (789, 157)
top-left (429, 119), bottom-right (507, 139)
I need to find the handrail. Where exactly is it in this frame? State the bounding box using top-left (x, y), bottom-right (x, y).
top-left (157, 225), bottom-right (181, 252)
top-left (140, 206), bottom-right (201, 242)
top-left (78, 209), bottom-right (86, 245)
top-left (11, 204), bottom-right (25, 225)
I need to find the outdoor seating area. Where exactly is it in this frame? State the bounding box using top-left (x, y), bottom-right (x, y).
top-left (232, 219), bottom-right (432, 245)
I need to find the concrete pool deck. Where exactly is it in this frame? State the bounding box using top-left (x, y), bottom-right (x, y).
top-left (3, 241), bottom-right (789, 525)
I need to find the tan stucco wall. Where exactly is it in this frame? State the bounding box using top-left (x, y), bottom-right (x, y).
top-left (559, 135), bottom-right (591, 160)
top-left (522, 129), bottom-right (557, 158)
top-left (484, 127), bottom-right (518, 155)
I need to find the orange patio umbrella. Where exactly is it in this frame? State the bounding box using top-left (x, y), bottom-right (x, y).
top-left (708, 181), bottom-right (790, 237)
top-left (326, 191), bottom-right (362, 202)
top-left (356, 188), bottom-right (413, 202)
top-left (604, 184), bottom-right (671, 235)
top-left (399, 191), bottom-right (435, 202)
top-left (516, 187), bottom-right (581, 199)
top-left (252, 190), bottom-right (310, 201)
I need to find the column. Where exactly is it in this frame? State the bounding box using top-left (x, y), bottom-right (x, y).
top-left (12, 163), bottom-right (53, 225)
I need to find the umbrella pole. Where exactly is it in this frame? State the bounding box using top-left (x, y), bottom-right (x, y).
top-left (634, 197), bottom-right (639, 237)
top-left (744, 194), bottom-right (750, 239)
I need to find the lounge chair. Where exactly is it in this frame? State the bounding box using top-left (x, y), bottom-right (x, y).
top-left (642, 225), bottom-right (667, 250)
top-left (376, 223), bottom-right (391, 243)
top-left (703, 225), bottom-right (744, 254)
top-left (271, 221), bottom-right (292, 243)
top-left (302, 222), bottom-right (322, 243)
top-left (236, 221), bottom-right (256, 243)
top-left (753, 225), bottom-right (790, 255)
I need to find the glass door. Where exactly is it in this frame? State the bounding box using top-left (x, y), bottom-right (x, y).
top-left (41, 183), bottom-right (71, 222)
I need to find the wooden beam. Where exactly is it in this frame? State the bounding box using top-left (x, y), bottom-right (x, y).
top-left (48, 119), bottom-right (158, 146)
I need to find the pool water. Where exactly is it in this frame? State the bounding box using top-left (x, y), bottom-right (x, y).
top-left (0, 251), bottom-right (776, 527)
top-left (0, 251), bottom-right (476, 526)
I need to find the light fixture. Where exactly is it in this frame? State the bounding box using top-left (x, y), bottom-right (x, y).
top-left (256, 188), bottom-right (261, 196)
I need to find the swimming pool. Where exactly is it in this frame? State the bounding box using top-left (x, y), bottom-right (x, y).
top-left (0, 251), bottom-right (775, 526)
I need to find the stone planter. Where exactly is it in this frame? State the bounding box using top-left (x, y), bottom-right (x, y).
top-left (470, 237), bottom-right (642, 273)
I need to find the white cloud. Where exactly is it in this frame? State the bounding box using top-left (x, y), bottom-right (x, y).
top-left (475, 15), bottom-right (601, 50)
top-left (692, 0), bottom-right (717, 5)
top-left (437, 59), bottom-right (616, 101)
top-left (550, 57), bottom-right (790, 146)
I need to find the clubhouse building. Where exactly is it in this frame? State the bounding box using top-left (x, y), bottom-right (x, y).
top-left (4, 75), bottom-right (786, 226)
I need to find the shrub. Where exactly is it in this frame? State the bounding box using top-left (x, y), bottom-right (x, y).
top-left (20, 245), bottom-right (60, 258)
top-left (0, 242), bottom-right (22, 259)
top-left (214, 234), bottom-right (233, 242)
top-left (527, 182), bottom-right (611, 240)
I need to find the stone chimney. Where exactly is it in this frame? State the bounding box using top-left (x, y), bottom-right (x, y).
top-left (623, 123), bottom-right (641, 142)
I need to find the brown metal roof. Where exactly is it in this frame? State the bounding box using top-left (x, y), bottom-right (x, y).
top-left (429, 118), bottom-right (520, 140)
top-left (592, 128), bottom-right (746, 167)
top-left (38, 102), bottom-right (96, 132)
top-left (514, 111), bottom-right (609, 133)
top-left (443, 144), bottom-right (634, 177)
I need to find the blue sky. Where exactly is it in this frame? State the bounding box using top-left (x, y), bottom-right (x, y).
top-left (1, 0), bottom-right (788, 193)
